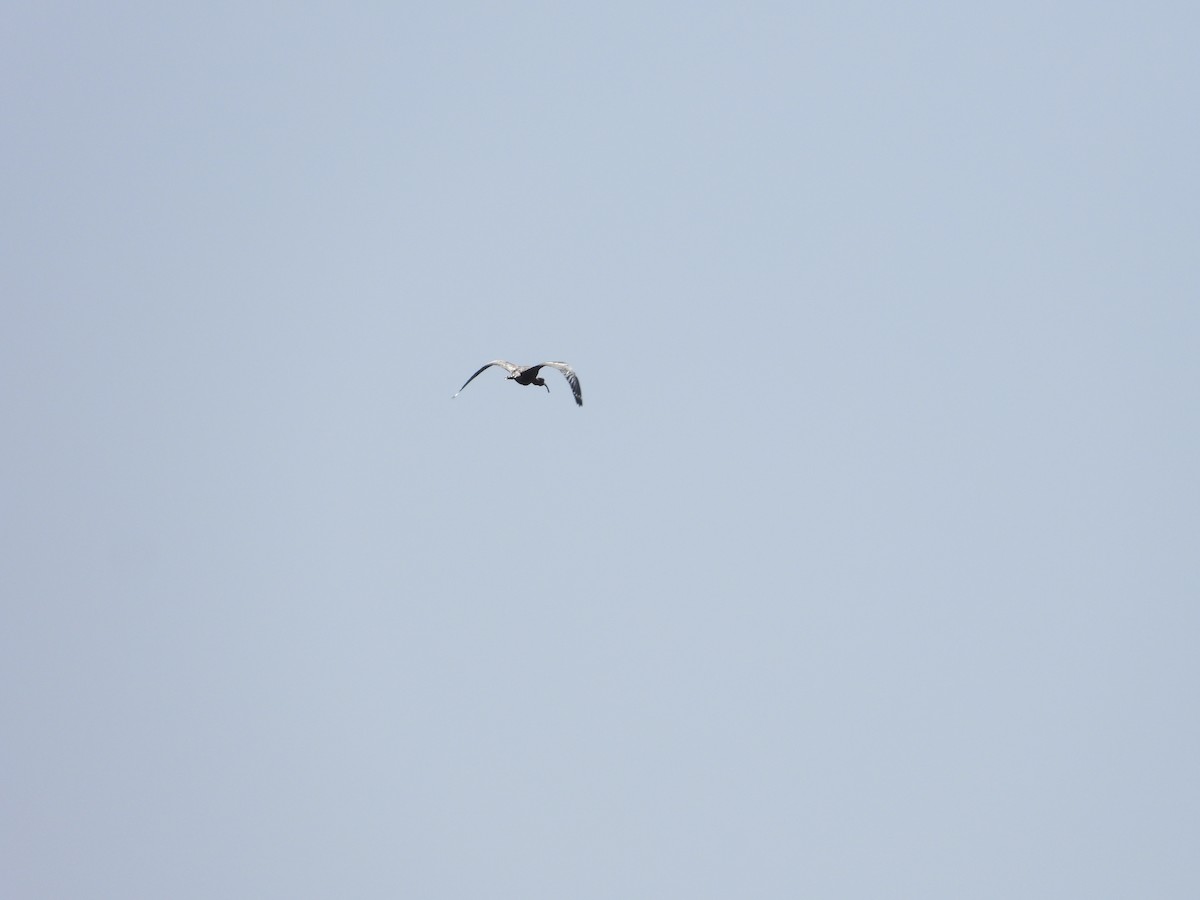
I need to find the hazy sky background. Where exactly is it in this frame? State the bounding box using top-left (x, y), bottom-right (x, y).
top-left (3, 3), bottom-right (1198, 897)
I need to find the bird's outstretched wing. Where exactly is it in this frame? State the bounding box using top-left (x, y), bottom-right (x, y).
top-left (453, 360), bottom-right (520, 398)
top-left (529, 362), bottom-right (583, 406)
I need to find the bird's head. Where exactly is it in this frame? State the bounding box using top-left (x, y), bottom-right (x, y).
top-left (533, 376), bottom-right (548, 392)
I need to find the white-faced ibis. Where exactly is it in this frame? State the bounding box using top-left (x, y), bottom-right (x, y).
top-left (453, 360), bottom-right (582, 407)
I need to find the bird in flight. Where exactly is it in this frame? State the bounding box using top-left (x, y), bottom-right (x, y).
top-left (453, 360), bottom-right (583, 407)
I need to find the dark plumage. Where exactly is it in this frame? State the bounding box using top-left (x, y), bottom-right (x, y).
top-left (453, 360), bottom-right (583, 407)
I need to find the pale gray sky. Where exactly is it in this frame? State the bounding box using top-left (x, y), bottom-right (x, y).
top-left (3, 3), bottom-right (1198, 898)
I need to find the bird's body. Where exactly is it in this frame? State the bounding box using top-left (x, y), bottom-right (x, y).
top-left (453, 360), bottom-right (583, 407)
